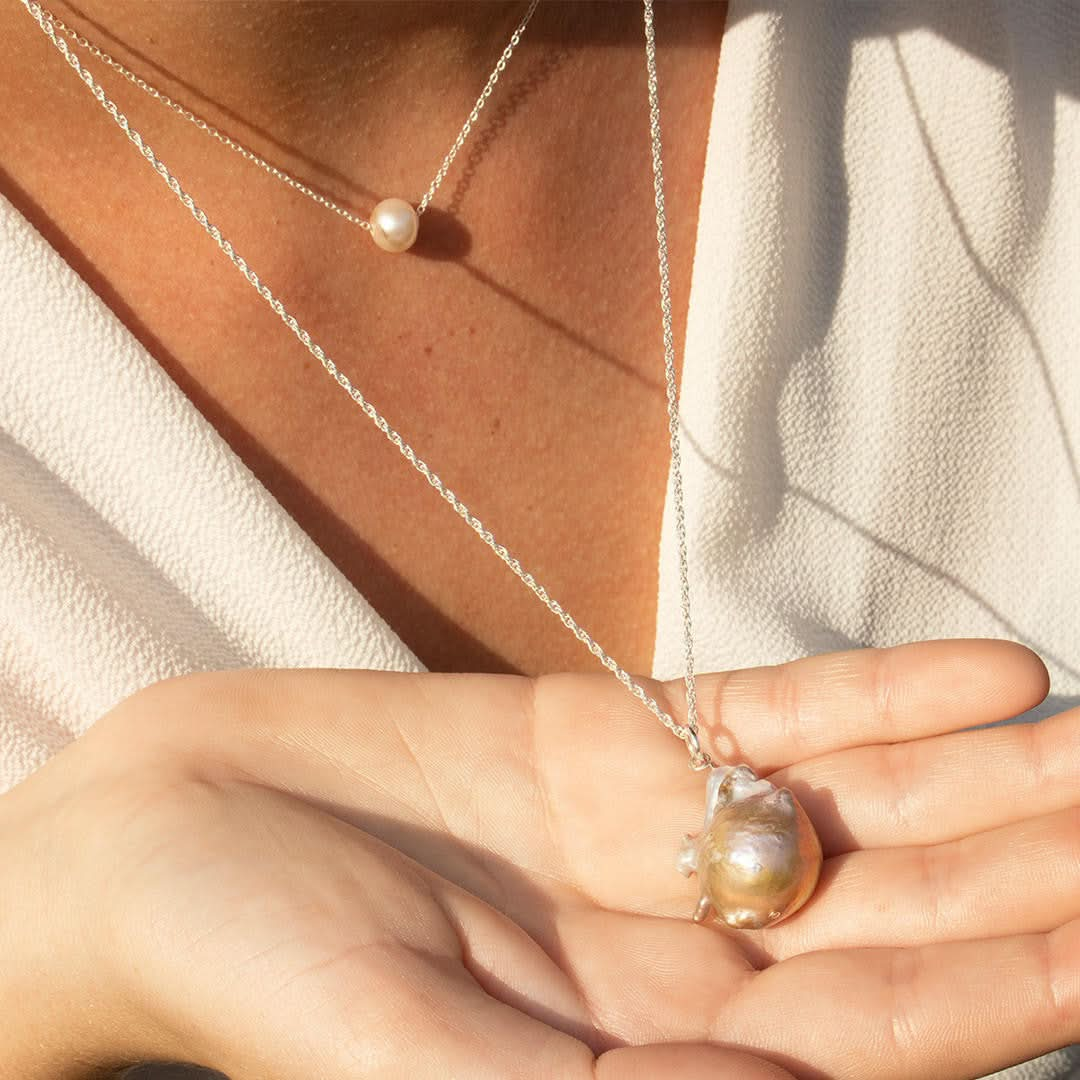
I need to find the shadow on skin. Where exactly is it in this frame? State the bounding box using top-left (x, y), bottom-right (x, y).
top-left (0, 158), bottom-right (520, 679)
top-left (444, 47), bottom-right (573, 221)
top-left (53, 1), bottom-right (710, 268)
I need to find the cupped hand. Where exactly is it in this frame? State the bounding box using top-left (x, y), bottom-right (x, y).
top-left (2, 638), bottom-right (1076, 1079)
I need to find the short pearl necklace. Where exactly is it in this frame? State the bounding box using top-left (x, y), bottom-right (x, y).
top-left (21, 0), bottom-right (823, 932)
top-left (35, 0), bottom-right (542, 253)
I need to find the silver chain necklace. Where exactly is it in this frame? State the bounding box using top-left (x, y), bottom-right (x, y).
top-left (35, 0), bottom-right (541, 252)
top-left (21, 0), bottom-right (823, 931)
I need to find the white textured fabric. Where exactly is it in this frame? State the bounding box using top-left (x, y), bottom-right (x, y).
top-left (1, 2), bottom-right (1077, 1077)
top-left (0, 207), bottom-right (423, 782)
top-left (654, 1), bottom-right (1080, 717)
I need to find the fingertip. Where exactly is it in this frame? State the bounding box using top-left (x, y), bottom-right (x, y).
top-left (1005, 640), bottom-right (1052, 706)
top-left (879, 637), bottom-right (1049, 725)
top-left (951, 637), bottom-right (1051, 716)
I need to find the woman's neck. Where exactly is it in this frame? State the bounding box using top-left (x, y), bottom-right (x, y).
top-left (36, 1), bottom-right (647, 196)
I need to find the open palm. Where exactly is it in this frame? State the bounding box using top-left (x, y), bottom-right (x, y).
top-left (25, 638), bottom-right (1077, 1079)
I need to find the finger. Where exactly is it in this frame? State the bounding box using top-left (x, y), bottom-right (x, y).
top-left (723, 917), bottom-right (1080, 1080)
top-left (598, 1044), bottom-right (796, 1079)
top-left (215, 929), bottom-right (790, 1080)
top-left (422, 853), bottom-right (598, 1042)
top-left (202, 922), bottom-right (600, 1080)
top-left (758, 806), bottom-right (1080, 960)
top-left (541, 639), bottom-right (1048, 911)
top-left (773, 703), bottom-right (1080, 856)
top-left (116, 1048), bottom-right (796, 1080)
top-left (659, 638), bottom-right (1049, 772)
top-left (425, 882), bottom-right (794, 1079)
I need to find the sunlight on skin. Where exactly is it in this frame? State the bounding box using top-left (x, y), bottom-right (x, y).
top-left (3, 638), bottom-right (1074, 1079)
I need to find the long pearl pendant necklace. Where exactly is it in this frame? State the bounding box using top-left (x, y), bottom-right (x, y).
top-left (22, 0), bottom-right (823, 930)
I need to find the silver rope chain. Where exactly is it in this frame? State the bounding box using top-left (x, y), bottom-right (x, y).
top-left (642, 0), bottom-right (704, 767)
top-left (35, 0), bottom-right (541, 230)
top-left (20, 0), bottom-right (711, 770)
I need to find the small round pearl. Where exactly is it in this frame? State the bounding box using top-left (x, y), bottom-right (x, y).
top-left (369, 198), bottom-right (419, 253)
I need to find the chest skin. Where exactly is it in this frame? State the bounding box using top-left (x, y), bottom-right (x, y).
top-left (0, 2), bottom-right (725, 677)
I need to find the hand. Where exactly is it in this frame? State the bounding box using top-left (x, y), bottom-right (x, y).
top-left (1, 639), bottom-right (1075, 1078)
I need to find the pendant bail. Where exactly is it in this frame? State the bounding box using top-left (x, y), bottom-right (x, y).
top-left (684, 726), bottom-right (712, 771)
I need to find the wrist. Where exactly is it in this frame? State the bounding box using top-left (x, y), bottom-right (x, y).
top-left (0, 777), bottom-right (132, 1078)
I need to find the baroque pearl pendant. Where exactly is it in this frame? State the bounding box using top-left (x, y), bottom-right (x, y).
top-left (677, 764), bottom-right (822, 930)
top-left (370, 198), bottom-right (419, 253)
